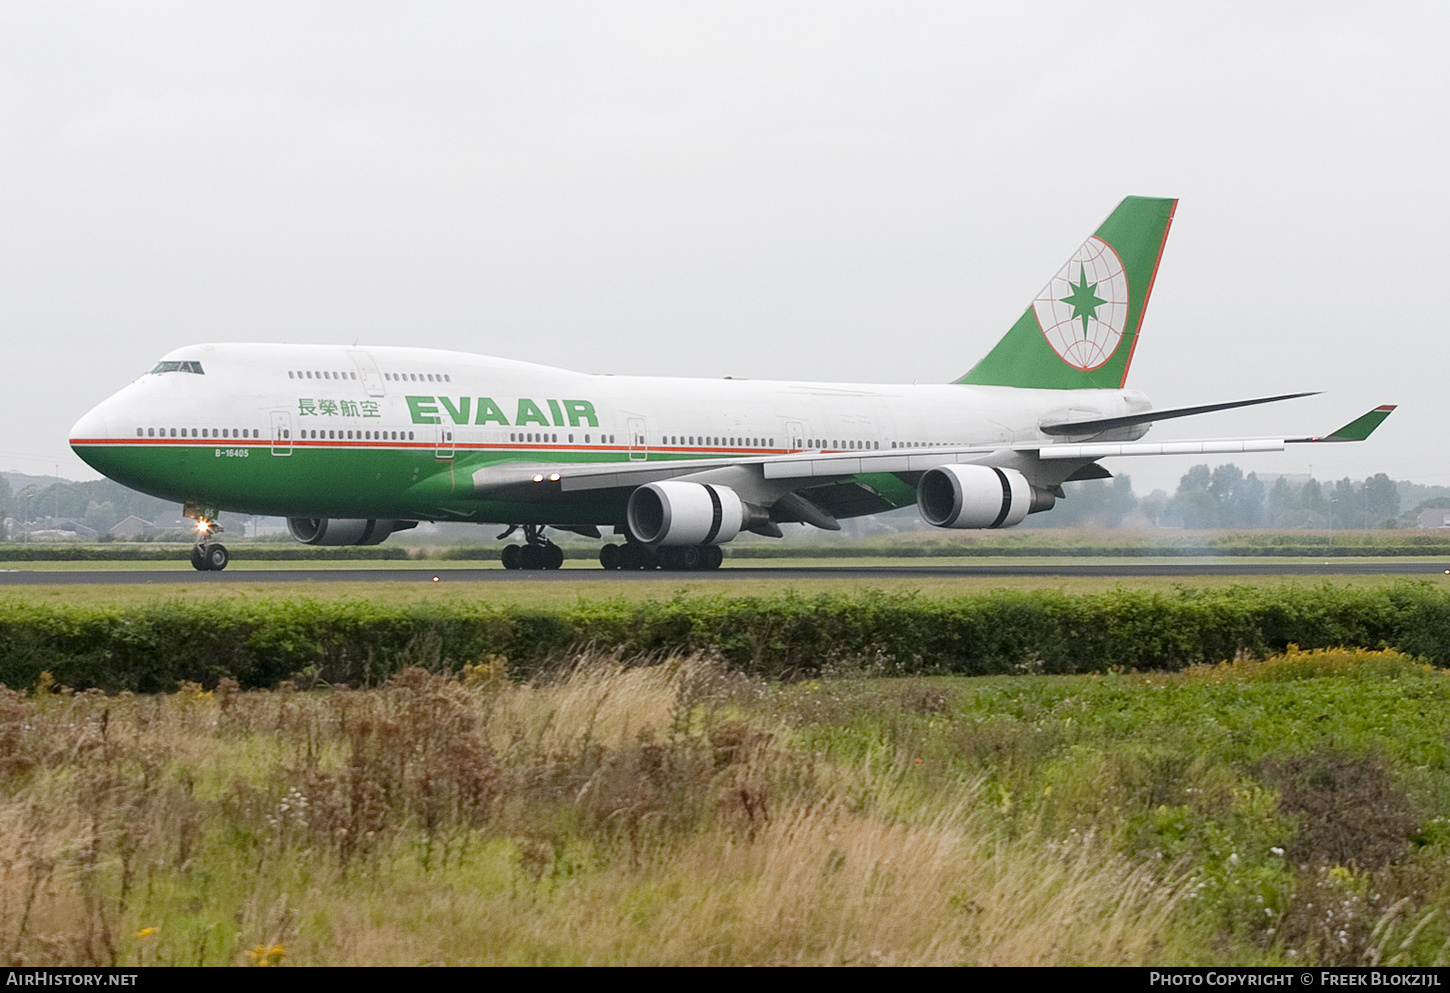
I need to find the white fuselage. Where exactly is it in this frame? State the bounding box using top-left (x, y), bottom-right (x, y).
top-left (70, 343), bottom-right (1152, 522)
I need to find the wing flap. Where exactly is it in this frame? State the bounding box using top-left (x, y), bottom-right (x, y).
top-left (1039, 438), bottom-right (1288, 460)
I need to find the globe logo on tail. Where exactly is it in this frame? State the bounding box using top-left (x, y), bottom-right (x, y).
top-left (1032, 236), bottom-right (1129, 371)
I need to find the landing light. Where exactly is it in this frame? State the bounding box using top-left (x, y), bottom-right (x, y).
top-left (532, 474), bottom-right (544, 483)
top-left (549, 473), bottom-right (561, 482)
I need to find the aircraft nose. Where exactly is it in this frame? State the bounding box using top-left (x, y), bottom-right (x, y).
top-left (69, 404), bottom-right (114, 474)
top-left (70, 405), bottom-right (110, 445)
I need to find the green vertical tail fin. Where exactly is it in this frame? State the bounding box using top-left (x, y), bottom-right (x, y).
top-left (956, 196), bottom-right (1177, 389)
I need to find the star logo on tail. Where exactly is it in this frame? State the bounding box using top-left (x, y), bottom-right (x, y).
top-left (1059, 266), bottom-right (1106, 338)
top-left (1031, 236), bottom-right (1130, 370)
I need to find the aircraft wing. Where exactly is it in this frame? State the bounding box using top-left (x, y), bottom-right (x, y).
top-left (469, 405), bottom-right (1395, 496)
top-left (1035, 404), bottom-right (1396, 460)
top-left (469, 446), bottom-right (998, 496)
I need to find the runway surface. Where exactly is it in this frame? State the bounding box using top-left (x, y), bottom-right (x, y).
top-left (3, 562), bottom-right (1449, 584)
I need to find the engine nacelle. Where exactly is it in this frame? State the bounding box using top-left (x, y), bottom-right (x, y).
top-left (627, 481), bottom-right (748, 546)
top-left (287, 518), bottom-right (417, 546)
top-left (916, 464), bottom-right (1034, 529)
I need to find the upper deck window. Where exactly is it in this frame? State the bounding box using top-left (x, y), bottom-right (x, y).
top-left (149, 360), bottom-right (204, 375)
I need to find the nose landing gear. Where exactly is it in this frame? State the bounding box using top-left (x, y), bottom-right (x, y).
top-left (189, 519), bottom-right (229, 571)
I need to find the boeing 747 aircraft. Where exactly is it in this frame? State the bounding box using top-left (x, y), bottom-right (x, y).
top-left (69, 197), bottom-right (1393, 571)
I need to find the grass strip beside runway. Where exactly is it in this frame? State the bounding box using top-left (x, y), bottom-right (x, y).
top-left (5, 652), bottom-right (1450, 965)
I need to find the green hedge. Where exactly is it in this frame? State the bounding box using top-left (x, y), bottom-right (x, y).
top-left (5, 584), bottom-right (1450, 692)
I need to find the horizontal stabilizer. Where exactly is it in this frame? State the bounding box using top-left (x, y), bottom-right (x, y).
top-left (1039, 392), bottom-right (1319, 436)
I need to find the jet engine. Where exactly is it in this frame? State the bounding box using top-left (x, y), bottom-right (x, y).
top-left (916, 464), bottom-right (1040, 530)
top-left (287, 518), bottom-right (418, 546)
top-left (626, 481), bottom-right (757, 546)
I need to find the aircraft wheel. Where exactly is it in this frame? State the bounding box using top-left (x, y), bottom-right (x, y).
top-left (205, 544), bottom-right (229, 571)
top-left (657, 547), bottom-right (681, 571)
top-left (599, 544), bottom-right (621, 570)
top-left (703, 545), bottom-right (724, 570)
top-left (543, 542), bottom-right (565, 570)
top-left (191, 546), bottom-right (210, 571)
top-left (677, 546), bottom-right (703, 571)
top-left (520, 544), bottom-right (545, 570)
top-left (501, 544), bottom-right (522, 570)
top-left (620, 543), bottom-right (646, 570)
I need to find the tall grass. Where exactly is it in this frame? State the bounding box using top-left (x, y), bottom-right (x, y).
top-left (9, 647), bottom-right (1450, 966)
top-left (0, 656), bottom-right (1189, 966)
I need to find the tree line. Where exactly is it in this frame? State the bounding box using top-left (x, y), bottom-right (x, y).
top-left (1026, 464), bottom-right (1442, 530)
top-left (3, 464), bottom-right (1446, 540)
top-left (0, 475), bottom-right (237, 539)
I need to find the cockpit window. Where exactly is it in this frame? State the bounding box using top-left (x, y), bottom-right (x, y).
top-left (149, 360), bottom-right (205, 375)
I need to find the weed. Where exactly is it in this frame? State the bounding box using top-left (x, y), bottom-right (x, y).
top-left (1258, 751), bottom-right (1419, 870)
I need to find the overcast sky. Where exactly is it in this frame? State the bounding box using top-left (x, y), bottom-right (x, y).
top-left (2, 1), bottom-right (1445, 498)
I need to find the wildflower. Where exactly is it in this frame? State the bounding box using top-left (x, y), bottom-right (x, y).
top-left (248, 944), bottom-right (287, 967)
top-left (135, 927), bottom-right (158, 939)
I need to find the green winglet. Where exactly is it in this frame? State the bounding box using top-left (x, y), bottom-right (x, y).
top-left (1325, 405), bottom-right (1396, 442)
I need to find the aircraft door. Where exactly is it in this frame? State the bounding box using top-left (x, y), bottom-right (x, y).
top-left (627, 417), bottom-right (647, 461)
top-left (786, 420), bottom-right (805, 451)
top-left (347, 350), bottom-right (386, 397)
top-left (270, 411), bottom-right (293, 456)
top-left (436, 425), bottom-right (455, 460)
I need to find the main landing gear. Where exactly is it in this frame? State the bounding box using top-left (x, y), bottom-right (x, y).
top-left (598, 542), bottom-right (723, 571)
top-left (190, 520), bottom-right (229, 572)
top-left (500, 524), bottom-right (565, 571)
